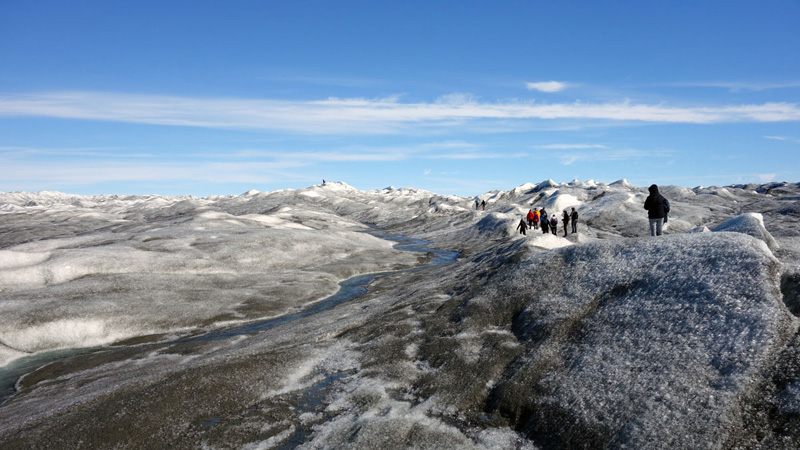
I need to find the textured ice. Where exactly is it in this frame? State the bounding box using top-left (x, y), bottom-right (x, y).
top-left (457, 233), bottom-right (794, 449)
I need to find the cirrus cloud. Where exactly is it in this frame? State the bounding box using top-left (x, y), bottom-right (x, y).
top-left (0, 91), bottom-right (799, 136)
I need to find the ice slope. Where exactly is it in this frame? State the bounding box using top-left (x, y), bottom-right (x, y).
top-left (0, 191), bottom-right (423, 365)
top-left (287, 233), bottom-right (796, 449)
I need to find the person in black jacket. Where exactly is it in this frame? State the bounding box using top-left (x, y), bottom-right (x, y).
top-left (570, 207), bottom-right (579, 234)
top-left (516, 218), bottom-right (528, 236)
top-left (643, 184), bottom-right (670, 236)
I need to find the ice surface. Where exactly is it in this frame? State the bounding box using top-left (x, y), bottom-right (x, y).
top-left (0, 191), bottom-right (423, 366)
top-left (444, 232), bottom-right (795, 449)
top-left (1, 180), bottom-right (799, 449)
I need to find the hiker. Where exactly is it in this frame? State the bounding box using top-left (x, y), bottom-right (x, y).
top-left (516, 218), bottom-right (528, 236)
top-left (541, 211), bottom-right (550, 234)
top-left (550, 214), bottom-right (558, 235)
top-left (562, 210), bottom-right (570, 237)
top-left (532, 208), bottom-right (540, 230)
top-left (644, 184), bottom-right (670, 236)
top-left (570, 207), bottom-right (579, 234)
top-left (527, 209), bottom-right (535, 228)
top-left (475, 200), bottom-right (479, 210)
top-left (481, 200), bottom-right (486, 210)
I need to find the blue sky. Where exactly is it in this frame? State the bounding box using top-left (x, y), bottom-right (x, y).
top-left (1, 0), bottom-right (799, 196)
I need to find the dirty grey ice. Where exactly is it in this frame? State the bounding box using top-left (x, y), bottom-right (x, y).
top-left (1, 179), bottom-right (799, 449)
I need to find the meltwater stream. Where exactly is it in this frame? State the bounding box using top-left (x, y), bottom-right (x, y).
top-left (0, 233), bottom-right (459, 406)
top-left (182, 233), bottom-right (458, 343)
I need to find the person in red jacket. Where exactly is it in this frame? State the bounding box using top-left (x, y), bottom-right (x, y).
top-left (526, 209), bottom-right (535, 228)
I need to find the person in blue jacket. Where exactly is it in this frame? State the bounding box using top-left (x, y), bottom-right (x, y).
top-left (644, 184), bottom-right (670, 236)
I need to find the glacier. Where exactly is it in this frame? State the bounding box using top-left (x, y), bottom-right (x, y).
top-left (0, 180), bottom-right (798, 449)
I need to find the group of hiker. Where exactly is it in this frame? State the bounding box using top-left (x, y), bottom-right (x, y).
top-left (482, 182), bottom-right (671, 239)
top-left (516, 207), bottom-right (579, 237)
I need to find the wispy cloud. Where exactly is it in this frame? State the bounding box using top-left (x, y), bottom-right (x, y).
top-left (533, 144), bottom-right (607, 150)
top-left (1, 91), bottom-right (799, 136)
top-left (557, 148), bottom-right (654, 166)
top-left (0, 145), bottom-right (155, 158)
top-left (526, 81), bottom-right (570, 93)
top-left (757, 173), bottom-right (776, 182)
top-left (672, 81), bottom-right (800, 92)
top-left (228, 150), bottom-right (406, 162)
top-left (0, 159), bottom-right (310, 188)
top-left (226, 140), bottom-right (485, 162)
top-left (765, 135), bottom-right (800, 144)
top-left (425, 151), bottom-right (529, 160)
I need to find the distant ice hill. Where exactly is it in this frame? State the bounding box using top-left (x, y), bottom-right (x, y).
top-left (1, 180), bottom-right (799, 449)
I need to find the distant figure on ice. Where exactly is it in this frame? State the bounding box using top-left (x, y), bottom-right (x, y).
top-left (475, 200), bottom-right (479, 210)
top-left (550, 215), bottom-right (558, 235)
top-left (481, 200), bottom-right (486, 210)
top-left (541, 210), bottom-right (550, 234)
top-left (570, 207), bottom-right (579, 234)
top-left (516, 218), bottom-right (528, 236)
top-left (644, 184), bottom-right (670, 236)
top-left (562, 210), bottom-right (570, 236)
top-left (532, 208), bottom-right (540, 230)
top-left (526, 209), bottom-right (535, 228)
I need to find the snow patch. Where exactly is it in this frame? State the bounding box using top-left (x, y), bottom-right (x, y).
top-left (0, 250), bottom-right (51, 269)
top-left (526, 233), bottom-right (573, 250)
top-left (0, 318), bottom-right (148, 354)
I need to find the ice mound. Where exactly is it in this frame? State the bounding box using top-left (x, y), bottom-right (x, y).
top-left (526, 233), bottom-right (572, 250)
top-left (509, 183), bottom-right (537, 195)
top-left (472, 212), bottom-right (517, 238)
top-left (320, 181), bottom-right (357, 191)
top-left (713, 212), bottom-right (779, 251)
top-left (533, 179), bottom-right (558, 192)
top-left (0, 318), bottom-right (142, 355)
top-left (539, 192), bottom-right (582, 213)
top-left (610, 178), bottom-right (632, 187)
top-left (459, 233), bottom-right (794, 448)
